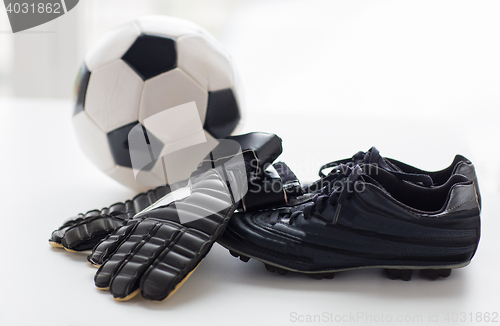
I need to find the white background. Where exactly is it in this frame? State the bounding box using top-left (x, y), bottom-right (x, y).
top-left (1, 1), bottom-right (500, 325)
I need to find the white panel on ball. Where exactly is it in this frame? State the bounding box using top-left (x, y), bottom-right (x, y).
top-left (139, 68), bottom-right (208, 124)
top-left (72, 111), bottom-right (115, 172)
top-left (85, 60), bottom-right (143, 132)
top-left (134, 16), bottom-right (201, 39)
top-left (230, 56), bottom-right (246, 130)
top-left (84, 23), bottom-right (140, 72)
top-left (177, 35), bottom-right (234, 92)
top-left (143, 101), bottom-right (205, 147)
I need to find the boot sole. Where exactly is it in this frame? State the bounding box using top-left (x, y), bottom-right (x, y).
top-left (225, 245), bottom-right (468, 281)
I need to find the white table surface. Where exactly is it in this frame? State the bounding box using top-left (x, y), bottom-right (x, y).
top-left (2, 1), bottom-right (500, 325)
top-left (0, 97), bottom-right (498, 326)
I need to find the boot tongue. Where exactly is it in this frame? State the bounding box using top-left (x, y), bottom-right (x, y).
top-left (365, 147), bottom-right (391, 170)
top-left (364, 147), bottom-right (433, 186)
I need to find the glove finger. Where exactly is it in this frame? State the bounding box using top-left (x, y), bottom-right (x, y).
top-left (88, 221), bottom-right (137, 266)
top-left (61, 216), bottom-right (126, 252)
top-left (140, 228), bottom-right (210, 301)
top-left (50, 201), bottom-right (131, 250)
top-left (49, 227), bottom-right (71, 248)
top-left (49, 213), bottom-right (88, 247)
top-left (105, 221), bottom-right (183, 300)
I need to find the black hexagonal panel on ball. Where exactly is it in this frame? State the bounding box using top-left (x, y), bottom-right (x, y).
top-left (122, 34), bottom-right (177, 80)
top-left (204, 88), bottom-right (241, 139)
top-left (107, 121), bottom-right (164, 171)
top-left (73, 63), bottom-right (91, 116)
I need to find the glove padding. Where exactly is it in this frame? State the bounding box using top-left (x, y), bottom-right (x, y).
top-left (89, 165), bottom-right (239, 301)
top-left (49, 185), bottom-right (174, 251)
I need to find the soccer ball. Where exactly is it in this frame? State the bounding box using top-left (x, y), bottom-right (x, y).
top-left (73, 16), bottom-right (243, 191)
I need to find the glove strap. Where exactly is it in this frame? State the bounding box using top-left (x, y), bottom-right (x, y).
top-left (241, 162), bottom-right (302, 212)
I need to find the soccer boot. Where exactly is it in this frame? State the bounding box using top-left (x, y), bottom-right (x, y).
top-left (219, 164), bottom-right (481, 281)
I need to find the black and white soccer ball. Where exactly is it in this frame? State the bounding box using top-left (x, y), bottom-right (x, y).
top-left (73, 16), bottom-right (243, 191)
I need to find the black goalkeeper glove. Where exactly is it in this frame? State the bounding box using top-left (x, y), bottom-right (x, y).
top-left (87, 136), bottom-right (252, 301)
top-left (49, 132), bottom-right (283, 252)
